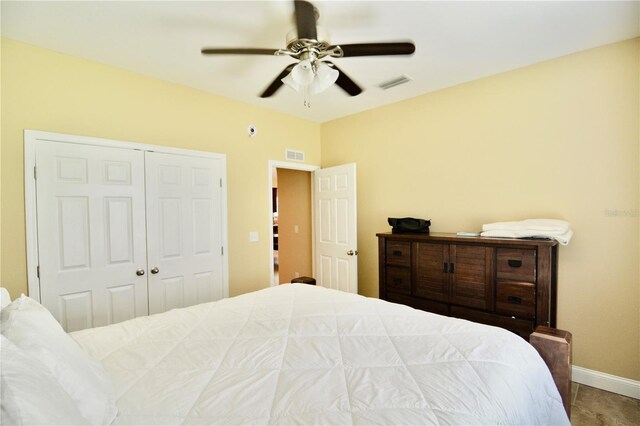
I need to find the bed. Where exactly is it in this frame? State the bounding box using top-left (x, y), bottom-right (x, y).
top-left (1, 284), bottom-right (570, 425)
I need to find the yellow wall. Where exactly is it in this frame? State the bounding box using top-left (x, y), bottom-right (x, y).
top-left (322, 39), bottom-right (640, 381)
top-left (0, 38), bottom-right (321, 298)
top-left (277, 168), bottom-right (312, 283)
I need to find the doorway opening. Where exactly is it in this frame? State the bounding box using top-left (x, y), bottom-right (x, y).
top-left (272, 168), bottom-right (312, 284)
top-left (268, 161), bottom-right (318, 286)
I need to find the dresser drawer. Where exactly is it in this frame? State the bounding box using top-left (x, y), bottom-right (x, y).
top-left (450, 305), bottom-right (534, 339)
top-left (496, 248), bottom-right (536, 282)
top-left (385, 266), bottom-right (411, 295)
top-left (495, 281), bottom-right (535, 319)
top-left (386, 241), bottom-right (411, 267)
top-left (385, 292), bottom-right (449, 316)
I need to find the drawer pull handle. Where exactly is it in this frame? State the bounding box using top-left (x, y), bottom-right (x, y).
top-left (393, 278), bottom-right (402, 285)
top-left (449, 263), bottom-right (455, 274)
top-left (443, 262), bottom-right (448, 273)
top-left (507, 296), bottom-right (523, 305)
top-left (507, 259), bottom-right (522, 268)
top-left (393, 250), bottom-right (403, 256)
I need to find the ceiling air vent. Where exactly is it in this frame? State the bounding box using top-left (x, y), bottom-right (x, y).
top-left (378, 75), bottom-right (412, 90)
top-left (285, 149), bottom-right (305, 162)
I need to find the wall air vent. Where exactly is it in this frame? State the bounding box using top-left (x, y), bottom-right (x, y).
top-left (378, 75), bottom-right (412, 90)
top-left (285, 149), bottom-right (305, 162)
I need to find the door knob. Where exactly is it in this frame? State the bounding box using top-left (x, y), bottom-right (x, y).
top-left (136, 269), bottom-right (145, 276)
top-left (347, 250), bottom-right (354, 256)
top-left (150, 267), bottom-right (159, 274)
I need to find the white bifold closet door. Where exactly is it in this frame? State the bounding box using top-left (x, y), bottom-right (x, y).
top-left (145, 152), bottom-right (224, 314)
top-left (36, 141), bottom-right (148, 331)
top-left (34, 139), bottom-right (225, 331)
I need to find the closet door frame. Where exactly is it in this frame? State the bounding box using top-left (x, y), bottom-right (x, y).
top-left (24, 129), bottom-right (228, 302)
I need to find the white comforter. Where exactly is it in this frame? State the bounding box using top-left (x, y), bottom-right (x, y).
top-left (71, 284), bottom-right (569, 425)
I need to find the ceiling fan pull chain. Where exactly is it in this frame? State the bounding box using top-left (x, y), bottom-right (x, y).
top-left (304, 86), bottom-right (311, 108)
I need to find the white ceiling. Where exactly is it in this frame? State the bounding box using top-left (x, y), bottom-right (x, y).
top-left (2, 1), bottom-right (638, 123)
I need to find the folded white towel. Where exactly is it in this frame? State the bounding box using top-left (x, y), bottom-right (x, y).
top-left (481, 229), bottom-right (573, 245)
top-left (482, 219), bottom-right (570, 233)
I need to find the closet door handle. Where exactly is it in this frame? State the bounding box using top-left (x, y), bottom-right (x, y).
top-left (136, 269), bottom-right (145, 276)
top-left (443, 262), bottom-right (448, 273)
top-left (150, 267), bottom-right (159, 274)
top-left (449, 263), bottom-right (455, 274)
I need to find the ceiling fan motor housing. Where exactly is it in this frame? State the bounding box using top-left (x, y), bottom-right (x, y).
top-left (286, 27), bottom-right (331, 54)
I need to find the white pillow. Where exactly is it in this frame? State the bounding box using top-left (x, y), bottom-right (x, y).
top-left (0, 288), bottom-right (11, 309)
top-left (1, 335), bottom-right (89, 425)
top-left (1, 295), bottom-right (118, 425)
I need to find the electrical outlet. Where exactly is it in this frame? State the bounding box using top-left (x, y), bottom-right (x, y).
top-left (294, 225), bottom-right (299, 234)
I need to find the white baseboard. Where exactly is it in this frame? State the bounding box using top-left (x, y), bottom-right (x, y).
top-left (572, 366), bottom-right (640, 399)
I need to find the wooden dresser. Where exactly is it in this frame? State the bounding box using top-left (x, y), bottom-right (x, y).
top-left (377, 232), bottom-right (558, 338)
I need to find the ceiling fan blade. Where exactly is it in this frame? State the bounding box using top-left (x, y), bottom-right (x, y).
top-left (201, 48), bottom-right (279, 55)
top-left (294, 0), bottom-right (317, 40)
top-left (259, 64), bottom-right (297, 98)
top-left (325, 62), bottom-right (363, 96)
top-left (333, 42), bottom-right (416, 57)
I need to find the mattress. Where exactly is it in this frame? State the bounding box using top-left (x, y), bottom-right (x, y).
top-left (71, 284), bottom-right (570, 425)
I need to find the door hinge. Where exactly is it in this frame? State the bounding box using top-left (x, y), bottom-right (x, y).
top-left (36, 265), bottom-right (40, 278)
top-left (221, 246), bottom-right (224, 255)
top-left (220, 178), bottom-right (222, 188)
top-left (34, 166), bottom-right (37, 180)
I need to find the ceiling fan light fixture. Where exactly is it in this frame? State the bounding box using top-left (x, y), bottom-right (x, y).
top-left (311, 61), bottom-right (339, 94)
top-left (291, 59), bottom-right (315, 85)
top-left (281, 72), bottom-right (299, 92)
top-left (281, 60), bottom-right (314, 92)
top-left (281, 59), bottom-right (338, 97)
top-left (281, 72), bottom-right (300, 92)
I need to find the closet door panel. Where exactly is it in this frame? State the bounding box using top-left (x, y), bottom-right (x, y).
top-left (146, 152), bottom-right (225, 315)
top-left (36, 141), bottom-right (148, 331)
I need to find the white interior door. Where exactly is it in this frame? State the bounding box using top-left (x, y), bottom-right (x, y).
top-left (313, 163), bottom-right (358, 293)
top-left (35, 141), bottom-right (148, 331)
top-left (145, 152), bottom-right (225, 314)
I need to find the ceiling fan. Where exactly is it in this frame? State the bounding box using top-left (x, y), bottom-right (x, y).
top-left (201, 0), bottom-right (415, 100)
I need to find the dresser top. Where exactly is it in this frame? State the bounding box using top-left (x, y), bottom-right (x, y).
top-left (376, 232), bottom-right (558, 247)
